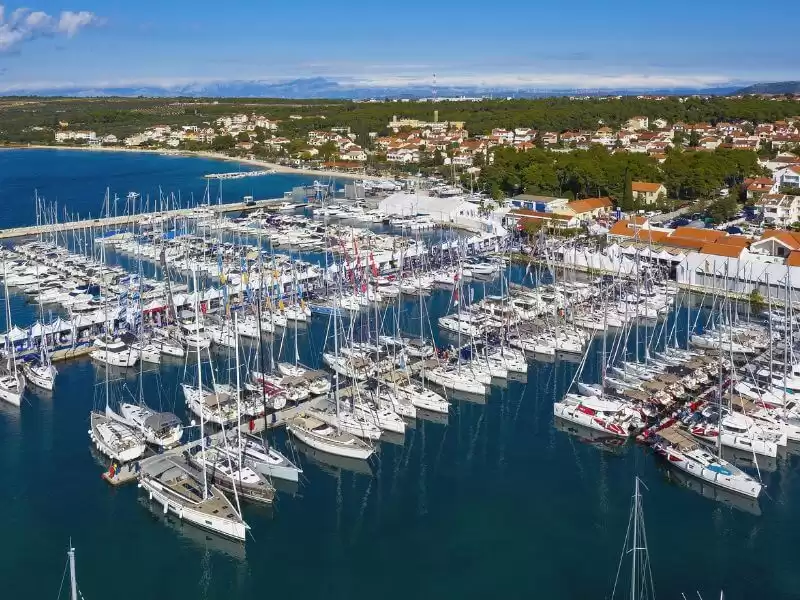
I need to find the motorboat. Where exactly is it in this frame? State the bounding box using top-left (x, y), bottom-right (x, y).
top-left (91, 337), bottom-right (140, 368)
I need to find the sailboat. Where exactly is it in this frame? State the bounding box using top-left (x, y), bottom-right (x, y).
top-left (22, 261), bottom-right (57, 391)
top-left (188, 313), bottom-right (275, 505)
top-left (111, 404), bottom-right (183, 448)
top-left (0, 255), bottom-right (25, 406)
top-left (89, 325), bottom-right (146, 463)
top-left (139, 269), bottom-right (249, 541)
top-left (286, 222), bottom-right (375, 460)
top-left (610, 478), bottom-right (655, 600)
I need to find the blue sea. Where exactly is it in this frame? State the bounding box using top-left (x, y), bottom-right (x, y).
top-left (0, 149), bottom-right (798, 600)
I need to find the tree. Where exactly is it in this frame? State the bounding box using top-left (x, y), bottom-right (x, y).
top-left (672, 130), bottom-right (686, 146)
top-left (211, 134), bottom-right (235, 151)
top-left (318, 140), bottom-right (338, 161)
top-left (236, 131), bottom-right (250, 142)
top-left (749, 288), bottom-right (765, 314)
top-left (620, 168), bottom-right (634, 211)
top-left (706, 195), bottom-right (739, 223)
top-left (687, 129), bottom-right (700, 148)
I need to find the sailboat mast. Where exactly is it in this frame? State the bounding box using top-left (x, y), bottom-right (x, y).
top-left (234, 312), bottom-right (242, 456)
top-left (68, 544), bottom-right (78, 600)
top-left (193, 268), bottom-right (208, 499)
top-left (630, 478), bottom-right (639, 600)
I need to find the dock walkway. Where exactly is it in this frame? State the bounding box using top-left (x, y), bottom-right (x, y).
top-left (0, 198), bottom-right (285, 241)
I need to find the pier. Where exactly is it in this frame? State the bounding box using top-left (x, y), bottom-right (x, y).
top-left (0, 197), bottom-right (286, 241)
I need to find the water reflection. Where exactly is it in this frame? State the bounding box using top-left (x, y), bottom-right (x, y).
top-left (292, 439), bottom-right (374, 477)
top-left (553, 416), bottom-right (629, 456)
top-left (137, 496), bottom-right (247, 562)
top-left (659, 465), bottom-right (762, 516)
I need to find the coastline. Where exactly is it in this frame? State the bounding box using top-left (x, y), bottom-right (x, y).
top-left (0, 144), bottom-right (382, 182)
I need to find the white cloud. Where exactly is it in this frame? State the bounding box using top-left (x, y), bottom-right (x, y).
top-left (0, 4), bottom-right (100, 51)
top-left (57, 10), bottom-right (97, 36)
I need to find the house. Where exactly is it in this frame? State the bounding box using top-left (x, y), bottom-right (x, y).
top-left (749, 230), bottom-right (800, 258)
top-left (745, 177), bottom-right (780, 200)
top-left (775, 165), bottom-right (800, 189)
top-left (607, 216), bottom-right (664, 241)
top-left (340, 147), bottom-right (367, 162)
top-left (101, 134), bottom-right (118, 145)
top-left (758, 194), bottom-right (800, 228)
top-left (631, 182), bottom-right (667, 205)
top-left (625, 116), bottom-right (649, 131)
top-left (652, 118), bottom-right (668, 129)
top-left (387, 148), bottom-right (419, 163)
top-left (510, 194), bottom-right (569, 213)
top-left (561, 196), bottom-right (614, 219)
top-left (541, 132), bottom-right (559, 146)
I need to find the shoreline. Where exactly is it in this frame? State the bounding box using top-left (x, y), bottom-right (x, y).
top-left (0, 144), bottom-right (382, 182)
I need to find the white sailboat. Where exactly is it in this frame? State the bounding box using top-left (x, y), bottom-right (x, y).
top-left (0, 256), bottom-right (25, 406)
top-left (287, 245), bottom-right (375, 460)
top-left (22, 261), bottom-right (57, 391)
top-left (109, 403), bottom-right (183, 449)
top-left (139, 269), bottom-right (249, 541)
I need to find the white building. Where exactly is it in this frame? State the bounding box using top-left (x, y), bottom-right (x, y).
top-left (775, 165), bottom-right (800, 189)
top-left (378, 193), bottom-right (505, 235)
top-left (758, 194), bottom-right (800, 227)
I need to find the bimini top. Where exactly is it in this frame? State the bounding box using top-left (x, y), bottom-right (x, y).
top-left (144, 412), bottom-right (182, 432)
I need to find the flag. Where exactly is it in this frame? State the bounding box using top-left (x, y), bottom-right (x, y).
top-left (453, 288), bottom-right (460, 306)
top-left (454, 272), bottom-right (460, 282)
top-left (369, 252), bottom-right (378, 277)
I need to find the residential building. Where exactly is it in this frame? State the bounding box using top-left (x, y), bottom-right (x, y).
top-left (624, 116), bottom-right (649, 131)
top-left (745, 177), bottom-right (780, 200)
top-left (775, 165), bottom-right (800, 189)
top-left (631, 181), bottom-right (667, 205)
top-left (758, 194), bottom-right (800, 227)
top-left (561, 196), bottom-right (614, 219)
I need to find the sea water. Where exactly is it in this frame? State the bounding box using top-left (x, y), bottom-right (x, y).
top-left (0, 149), bottom-right (797, 600)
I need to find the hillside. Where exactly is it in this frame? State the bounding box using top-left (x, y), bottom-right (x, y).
top-left (735, 81), bottom-right (800, 95)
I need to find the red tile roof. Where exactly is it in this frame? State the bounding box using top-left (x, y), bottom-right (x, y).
top-left (787, 251), bottom-right (800, 266)
top-left (567, 196), bottom-right (613, 214)
top-left (672, 227), bottom-right (725, 242)
top-left (632, 181), bottom-right (664, 193)
top-left (760, 230), bottom-right (800, 250)
top-left (699, 243), bottom-right (745, 258)
top-left (662, 236), bottom-right (707, 250)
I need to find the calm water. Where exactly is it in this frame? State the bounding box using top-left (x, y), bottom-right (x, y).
top-left (0, 150), bottom-right (798, 600)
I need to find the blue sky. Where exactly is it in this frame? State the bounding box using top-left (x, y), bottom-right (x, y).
top-left (0, 0), bottom-right (794, 92)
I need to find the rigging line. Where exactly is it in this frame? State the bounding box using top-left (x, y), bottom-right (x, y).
top-left (55, 554), bottom-right (69, 600)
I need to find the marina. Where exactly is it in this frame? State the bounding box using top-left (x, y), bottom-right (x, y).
top-left (1, 149), bottom-right (799, 600)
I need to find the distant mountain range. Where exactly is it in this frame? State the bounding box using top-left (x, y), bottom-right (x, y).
top-left (733, 81), bottom-right (800, 95)
top-left (2, 76), bottom-right (746, 99)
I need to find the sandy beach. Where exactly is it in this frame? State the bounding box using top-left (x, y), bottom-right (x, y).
top-left (1, 144), bottom-right (384, 182)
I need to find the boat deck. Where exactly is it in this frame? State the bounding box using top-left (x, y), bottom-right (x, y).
top-left (658, 424), bottom-right (700, 451)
